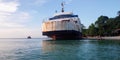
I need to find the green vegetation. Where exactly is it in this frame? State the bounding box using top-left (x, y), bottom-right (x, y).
top-left (83, 11), bottom-right (120, 36)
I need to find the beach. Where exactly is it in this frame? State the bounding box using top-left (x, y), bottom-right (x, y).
top-left (85, 36), bottom-right (120, 40)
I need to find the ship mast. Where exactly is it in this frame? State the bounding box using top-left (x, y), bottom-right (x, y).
top-left (61, 2), bottom-right (65, 12)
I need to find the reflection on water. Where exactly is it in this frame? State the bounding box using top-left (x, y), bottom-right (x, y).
top-left (42, 40), bottom-right (82, 60)
top-left (42, 40), bottom-right (120, 60)
top-left (0, 39), bottom-right (120, 60)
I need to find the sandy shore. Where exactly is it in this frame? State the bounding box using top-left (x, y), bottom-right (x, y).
top-left (84, 36), bottom-right (120, 40)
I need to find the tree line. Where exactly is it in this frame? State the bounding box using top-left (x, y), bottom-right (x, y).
top-left (82, 11), bottom-right (120, 37)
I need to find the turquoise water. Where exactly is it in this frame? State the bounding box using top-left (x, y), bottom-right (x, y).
top-left (0, 39), bottom-right (120, 60)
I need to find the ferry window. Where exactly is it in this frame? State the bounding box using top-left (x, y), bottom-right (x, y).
top-left (75, 21), bottom-right (77, 23)
top-left (68, 20), bottom-right (70, 22)
top-left (49, 15), bottom-right (78, 20)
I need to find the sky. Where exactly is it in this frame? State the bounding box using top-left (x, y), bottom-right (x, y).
top-left (0, 0), bottom-right (120, 38)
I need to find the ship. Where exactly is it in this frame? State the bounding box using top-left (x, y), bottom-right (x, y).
top-left (42, 3), bottom-right (82, 40)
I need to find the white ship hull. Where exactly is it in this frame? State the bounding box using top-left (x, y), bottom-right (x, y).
top-left (42, 14), bottom-right (82, 40)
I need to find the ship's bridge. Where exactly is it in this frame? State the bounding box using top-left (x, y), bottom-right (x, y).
top-left (49, 12), bottom-right (78, 20)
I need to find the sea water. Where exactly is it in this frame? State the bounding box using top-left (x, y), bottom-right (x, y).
top-left (0, 38), bottom-right (120, 60)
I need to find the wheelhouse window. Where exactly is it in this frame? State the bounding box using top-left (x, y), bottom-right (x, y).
top-left (49, 15), bottom-right (78, 20)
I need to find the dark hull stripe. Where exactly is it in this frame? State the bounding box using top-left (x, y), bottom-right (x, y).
top-left (43, 30), bottom-right (82, 40)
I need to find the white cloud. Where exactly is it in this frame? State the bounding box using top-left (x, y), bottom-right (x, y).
top-left (0, 1), bottom-right (19, 13)
top-left (34, 0), bottom-right (47, 5)
top-left (0, 14), bottom-right (31, 28)
top-left (21, 0), bottom-right (48, 7)
top-left (0, 0), bottom-right (31, 28)
top-left (0, 28), bottom-right (42, 38)
top-left (0, 12), bottom-right (30, 28)
top-left (0, 0), bottom-right (43, 38)
top-left (0, 22), bottom-right (24, 28)
top-left (65, 0), bottom-right (73, 4)
top-left (8, 12), bottom-right (31, 23)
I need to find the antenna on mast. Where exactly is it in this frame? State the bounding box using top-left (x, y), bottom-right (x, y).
top-left (61, 2), bottom-right (65, 12)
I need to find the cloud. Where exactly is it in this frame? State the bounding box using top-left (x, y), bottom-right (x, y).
top-left (9, 12), bottom-right (31, 23)
top-left (0, 12), bottom-right (30, 28)
top-left (0, 28), bottom-right (42, 38)
top-left (0, 0), bottom-right (31, 28)
top-left (0, 22), bottom-right (24, 28)
top-left (34, 0), bottom-right (47, 5)
top-left (65, 0), bottom-right (73, 4)
top-left (0, 0), bottom-right (19, 13)
top-left (0, 0), bottom-right (43, 38)
top-left (21, 0), bottom-right (48, 7)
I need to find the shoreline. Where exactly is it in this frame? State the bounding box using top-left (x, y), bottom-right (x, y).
top-left (84, 36), bottom-right (120, 40)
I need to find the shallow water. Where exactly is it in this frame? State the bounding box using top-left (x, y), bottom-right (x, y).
top-left (0, 38), bottom-right (120, 60)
